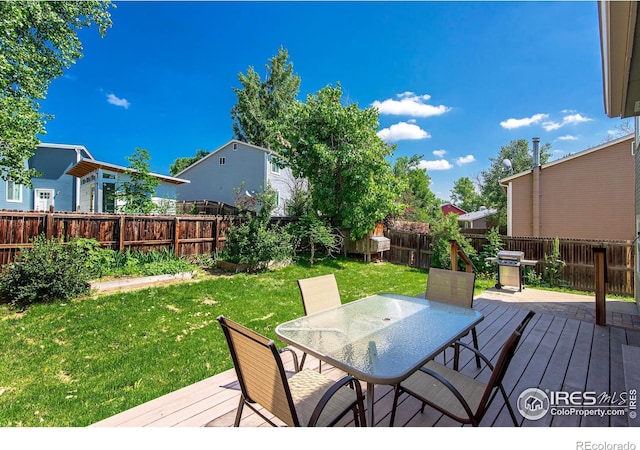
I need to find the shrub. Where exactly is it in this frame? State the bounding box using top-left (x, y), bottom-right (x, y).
top-left (219, 186), bottom-right (294, 271)
top-left (473, 227), bottom-right (504, 278)
top-left (429, 214), bottom-right (476, 270)
top-left (0, 235), bottom-right (91, 307)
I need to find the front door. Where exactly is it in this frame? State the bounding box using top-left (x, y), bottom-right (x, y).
top-left (34, 189), bottom-right (55, 212)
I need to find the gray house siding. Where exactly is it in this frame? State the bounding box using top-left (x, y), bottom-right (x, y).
top-left (28, 145), bottom-right (89, 211)
top-left (0, 159), bottom-right (32, 210)
top-left (176, 141), bottom-right (282, 209)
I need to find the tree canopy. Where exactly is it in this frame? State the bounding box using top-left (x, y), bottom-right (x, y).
top-left (169, 149), bottom-right (210, 176)
top-left (0, 1), bottom-right (113, 186)
top-left (450, 177), bottom-right (482, 213)
top-left (277, 84), bottom-right (402, 238)
top-left (479, 138), bottom-right (551, 226)
top-left (393, 155), bottom-right (440, 223)
top-left (116, 148), bottom-right (160, 214)
top-left (231, 46), bottom-right (300, 149)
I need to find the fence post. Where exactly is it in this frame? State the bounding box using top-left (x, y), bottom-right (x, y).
top-left (593, 247), bottom-right (607, 325)
top-left (45, 211), bottom-right (54, 240)
top-left (450, 240), bottom-right (459, 271)
top-left (215, 216), bottom-right (222, 251)
top-left (118, 215), bottom-right (125, 252)
top-left (174, 217), bottom-right (180, 258)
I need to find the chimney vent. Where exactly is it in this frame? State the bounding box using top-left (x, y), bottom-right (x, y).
top-left (532, 137), bottom-right (541, 168)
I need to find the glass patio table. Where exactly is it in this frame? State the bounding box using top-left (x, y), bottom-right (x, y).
top-left (275, 293), bottom-right (484, 426)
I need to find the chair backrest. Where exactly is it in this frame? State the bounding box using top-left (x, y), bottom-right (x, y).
top-left (297, 274), bottom-right (342, 315)
top-left (217, 315), bottom-right (299, 427)
top-left (425, 268), bottom-right (476, 309)
top-left (476, 310), bottom-right (536, 418)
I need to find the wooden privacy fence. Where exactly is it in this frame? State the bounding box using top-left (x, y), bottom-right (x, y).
top-left (0, 210), bottom-right (241, 267)
top-left (386, 230), bottom-right (634, 296)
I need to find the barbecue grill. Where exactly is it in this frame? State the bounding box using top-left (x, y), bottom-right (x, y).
top-left (496, 250), bottom-right (524, 291)
top-left (485, 251), bottom-right (537, 292)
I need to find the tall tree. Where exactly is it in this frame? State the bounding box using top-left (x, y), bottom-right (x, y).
top-left (0, 1), bottom-right (113, 186)
top-left (450, 177), bottom-right (482, 212)
top-left (393, 155), bottom-right (440, 222)
top-left (116, 148), bottom-right (160, 214)
top-left (169, 149), bottom-right (210, 176)
top-left (479, 138), bottom-right (551, 225)
top-left (231, 46), bottom-right (300, 148)
top-left (277, 84), bottom-right (402, 239)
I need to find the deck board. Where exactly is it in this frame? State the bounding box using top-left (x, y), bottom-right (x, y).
top-left (91, 294), bottom-right (640, 428)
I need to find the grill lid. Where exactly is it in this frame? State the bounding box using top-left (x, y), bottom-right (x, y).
top-left (497, 250), bottom-right (524, 260)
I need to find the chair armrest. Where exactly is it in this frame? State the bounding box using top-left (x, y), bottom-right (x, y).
top-left (278, 347), bottom-right (300, 373)
top-left (450, 341), bottom-right (494, 370)
top-left (417, 366), bottom-right (476, 421)
top-left (307, 375), bottom-right (365, 427)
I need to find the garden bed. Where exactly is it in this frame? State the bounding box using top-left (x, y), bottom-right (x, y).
top-left (90, 271), bottom-right (197, 293)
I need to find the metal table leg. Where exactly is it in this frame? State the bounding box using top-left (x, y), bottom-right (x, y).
top-left (366, 382), bottom-right (375, 426)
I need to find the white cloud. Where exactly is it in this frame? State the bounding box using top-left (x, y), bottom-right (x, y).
top-left (456, 155), bottom-right (476, 165)
top-left (557, 135), bottom-right (578, 141)
top-left (107, 93), bottom-right (130, 109)
top-left (500, 113), bottom-right (549, 129)
top-left (417, 159), bottom-right (453, 171)
top-left (371, 92), bottom-right (451, 117)
top-left (433, 149), bottom-right (447, 158)
top-left (377, 122), bottom-right (430, 142)
top-left (543, 113), bottom-right (592, 131)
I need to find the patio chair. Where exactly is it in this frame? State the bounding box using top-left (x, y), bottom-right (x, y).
top-left (425, 267), bottom-right (480, 370)
top-left (389, 310), bottom-right (535, 427)
top-left (297, 273), bottom-right (342, 372)
top-left (217, 315), bottom-right (367, 427)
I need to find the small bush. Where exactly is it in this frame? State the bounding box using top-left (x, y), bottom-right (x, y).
top-left (0, 235), bottom-right (91, 307)
top-left (429, 214), bottom-right (476, 270)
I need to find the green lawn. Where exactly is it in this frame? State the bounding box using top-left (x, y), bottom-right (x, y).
top-left (0, 256), bottom-right (450, 427)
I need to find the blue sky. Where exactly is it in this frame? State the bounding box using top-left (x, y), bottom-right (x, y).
top-left (39, 1), bottom-right (626, 201)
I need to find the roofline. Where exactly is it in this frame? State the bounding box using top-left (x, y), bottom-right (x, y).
top-left (67, 159), bottom-right (190, 184)
top-left (174, 139), bottom-right (279, 177)
top-left (499, 133), bottom-right (635, 185)
top-left (37, 142), bottom-right (95, 159)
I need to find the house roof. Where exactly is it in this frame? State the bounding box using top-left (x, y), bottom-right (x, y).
top-left (174, 139), bottom-right (280, 177)
top-left (598, 0), bottom-right (640, 118)
top-left (458, 207), bottom-right (497, 222)
top-left (499, 133), bottom-right (635, 186)
top-left (441, 203), bottom-right (467, 215)
top-left (66, 159), bottom-right (190, 185)
top-left (37, 142), bottom-right (94, 160)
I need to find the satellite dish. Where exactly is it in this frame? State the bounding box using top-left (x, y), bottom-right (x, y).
top-left (502, 159), bottom-right (513, 171)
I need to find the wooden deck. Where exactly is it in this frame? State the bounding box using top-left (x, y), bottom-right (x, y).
top-left (91, 294), bottom-right (640, 428)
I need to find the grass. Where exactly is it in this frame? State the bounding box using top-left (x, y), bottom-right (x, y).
top-left (0, 256), bottom-right (433, 427)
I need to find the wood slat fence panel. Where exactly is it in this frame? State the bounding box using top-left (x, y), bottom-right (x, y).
top-left (0, 210), bottom-right (241, 267)
top-left (386, 230), bottom-right (634, 296)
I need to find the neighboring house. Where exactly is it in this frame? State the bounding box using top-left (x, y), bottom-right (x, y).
top-left (0, 143), bottom-right (93, 212)
top-left (441, 203), bottom-right (467, 216)
top-left (499, 134), bottom-right (635, 240)
top-left (458, 206), bottom-right (497, 229)
top-left (66, 159), bottom-right (189, 214)
top-left (175, 140), bottom-right (298, 216)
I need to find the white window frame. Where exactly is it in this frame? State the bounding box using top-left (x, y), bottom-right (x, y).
top-left (6, 180), bottom-right (22, 203)
top-left (270, 157), bottom-right (281, 174)
top-left (219, 157), bottom-right (226, 165)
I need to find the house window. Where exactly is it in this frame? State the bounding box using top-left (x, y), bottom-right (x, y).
top-left (270, 157), bottom-right (281, 174)
top-left (233, 143), bottom-right (238, 151)
top-left (274, 190), bottom-right (280, 208)
top-left (219, 157), bottom-right (226, 165)
top-left (6, 180), bottom-right (22, 202)
top-left (102, 182), bottom-right (116, 213)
